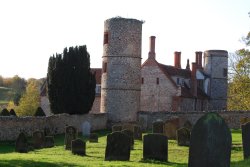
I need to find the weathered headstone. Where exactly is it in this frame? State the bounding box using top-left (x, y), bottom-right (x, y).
top-left (82, 121), bottom-right (91, 137)
top-left (133, 125), bottom-right (142, 140)
top-left (71, 138), bottom-right (86, 156)
top-left (177, 127), bottom-right (190, 146)
top-left (33, 131), bottom-right (45, 149)
top-left (89, 133), bottom-right (98, 143)
top-left (121, 129), bottom-right (134, 149)
top-left (183, 120), bottom-right (193, 130)
top-left (15, 132), bottom-right (28, 153)
top-left (241, 122), bottom-right (250, 159)
top-left (105, 132), bottom-right (131, 161)
top-left (44, 127), bottom-right (51, 136)
top-left (240, 117), bottom-right (250, 125)
top-left (143, 133), bottom-right (168, 161)
top-left (188, 112), bottom-right (231, 167)
top-left (44, 136), bottom-right (54, 148)
top-left (164, 118), bottom-right (180, 139)
top-left (122, 124), bottom-right (134, 132)
top-left (112, 125), bottom-right (122, 132)
top-left (65, 126), bottom-right (77, 150)
top-left (152, 120), bottom-right (164, 134)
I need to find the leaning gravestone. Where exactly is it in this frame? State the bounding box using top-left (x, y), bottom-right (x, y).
top-left (44, 136), bottom-right (54, 148)
top-left (183, 120), bottom-right (193, 130)
top-left (177, 127), bottom-right (190, 146)
top-left (15, 132), bottom-right (29, 153)
top-left (133, 125), bottom-right (142, 140)
top-left (164, 118), bottom-right (180, 139)
top-left (241, 121), bottom-right (250, 159)
top-left (152, 120), bottom-right (164, 134)
top-left (82, 121), bottom-right (91, 137)
top-left (89, 133), bottom-right (98, 143)
top-left (65, 126), bottom-right (77, 150)
top-left (188, 112), bottom-right (231, 167)
top-left (105, 132), bottom-right (131, 161)
top-left (143, 133), bottom-right (168, 161)
top-left (112, 125), bottom-right (122, 132)
top-left (33, 131), bottom-right (45, 149)
top-left (71, 138), bottom-right (86, 156)
top-left (121, 129), bottom-right (134, 149)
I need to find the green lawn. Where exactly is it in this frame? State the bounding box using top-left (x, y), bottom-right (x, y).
top-left (0, 130), bottom-right (249, 167)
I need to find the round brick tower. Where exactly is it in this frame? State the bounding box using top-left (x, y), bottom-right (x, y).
top-left (100, 17), bottom-right (143, 124)
top-left (204, 50), bottom-right (228, 110)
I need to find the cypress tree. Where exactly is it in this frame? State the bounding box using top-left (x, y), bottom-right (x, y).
top-left (9, 109), bottom-right (17, 116)
top-left (1, 108), bottom-right (10, 116)
top-left (34, 107), bottom-right (46, 116)
top-left (47, 45), bottom-right (96, 115)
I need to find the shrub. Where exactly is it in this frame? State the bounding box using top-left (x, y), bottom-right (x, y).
top-left (9, 109), bottom-right (17, 116)
top-left (1, 108), bottom-right (10, 116)
top-left (34, 107), bottom-right (46, 116)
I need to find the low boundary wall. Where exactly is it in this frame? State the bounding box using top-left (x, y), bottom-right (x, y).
top-left (138, 111), bottom-right (250, 130)
top-left (0, 113), bottom-right (107, 141)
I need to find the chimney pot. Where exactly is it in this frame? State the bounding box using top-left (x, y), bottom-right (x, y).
top-left (148, 36), bottom-right (156, 59)
top-left (174, 51), bottom-right (181, 68)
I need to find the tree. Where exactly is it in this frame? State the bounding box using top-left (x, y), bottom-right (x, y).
top-left (16, 79), bottom-right (40, 116)
top-left (34, 107), bottom-right (46, 116)
top-left (228, 32), bottom-right (250, 110)
top-left (47, 45), bottom-right (96, 115)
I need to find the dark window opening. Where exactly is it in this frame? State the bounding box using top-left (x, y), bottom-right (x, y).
top-left (197, 79), bottom-right (204, 90)
top-left (156, 78), bottom-right (159, 85)
top-left (103, 62), bottom-right (107, 73)
top-left (223, 68), bottom-right (227, 77)
top-left (177, 78), bottom-right (180, 85)
top-left (103, 32), bottom-right (108, 45)
top-left (141, 78), bottom-right (144, 84)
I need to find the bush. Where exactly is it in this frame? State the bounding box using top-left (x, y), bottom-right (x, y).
top-left (34, 107), bottom-right (46, 116)
top-left (9, 109), bottom-right (17, 116)
top-left (1, 108), bottom-right (10, 116)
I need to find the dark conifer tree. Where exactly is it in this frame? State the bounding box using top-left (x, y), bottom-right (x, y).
top-left (34, 107), bottom-right (46, 116)
top-left (9, 109), bottom-right (17, 116)
top-left (1, 108), bottom-right (10, 116)
top-left (47, 46), bottom-right (96, 114)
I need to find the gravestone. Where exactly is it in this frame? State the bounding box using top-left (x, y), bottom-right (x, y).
top-left (105, 132), bottom-right (131, 161)
top-left (89, 133), bottom-right (98, 143)
top-left (121, 129), bottom-right (134, 149)
top-left (33, 131), bottom-right (45, 149)
top-left (71, 138), bottom-right (86, 156)
top-left (183, 120), bottom-right (193, 130)
top-left (188, 112), bottom-right (231, 167)
top-left (44, 127), bottom-right (51, 136)
top-left (15, 132), bottom-right (28, 153)
top-left (44, 136), bottom-right (54, 148)
top-left (82, 121), bottom-right (91, 137)
top-left (164, 118), bottom-right (180, 139)
top-left (240, 117), bottom-right (250, 125)
top-left (241, 122), bottom-right (250, 159)
top-left (143, 133), bottom-right (168, 161)
top-left (133, 125), bottom-right (142, 140)
top-left (122, 124), bottom-right (134, 131)
top-left (177, 127), bottom-right (190, 146)
top-left (65, 126), bottom-right (77, 150)
top-left (152, 120), bottom-right (164, 134)
top-left (112, 125), bottom-right (122, 132)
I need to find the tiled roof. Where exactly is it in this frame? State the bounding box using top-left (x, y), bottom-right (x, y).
top-left (158, 63), bottom-right (191, 78)
top-left (91, 68), bottom-right (102, 84)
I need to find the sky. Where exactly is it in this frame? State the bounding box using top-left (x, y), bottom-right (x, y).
top-left (0, 0), bottom-right (249, 79)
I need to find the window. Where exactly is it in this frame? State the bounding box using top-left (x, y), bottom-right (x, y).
top-left (103, 32), bottom-right (108, 45)
top-left (177, 78), bottom-right (180, 85)
top-left (182, 79), bottom-right (184, 86)
top-left (141, 77), bottom-right (144, 84)
top-left (223, 68), bottom-right (227, 77)
top-left (103, 62), bottom-right (107, 73)
top-left (156, 78), bottom-right (159, 85)
top-left (95, 85), bottom-right (101, 95)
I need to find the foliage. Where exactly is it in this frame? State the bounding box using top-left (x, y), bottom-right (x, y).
top-left (34, 107), bottom-right (46, 116)
top-left (9, 109), bottom-right (17, 116)
top-left (0, 130), bottom-right (248, 166)
top-left (47, 45), bottom-right (96, 115)
top-left (7, 101), bottom-right (16, 111)
top-left (228, 32), bottom-right (250, 110)
top-left (16, 79), bottom-right (40, 116)
top-left (0, 108), bottom-right (10, 116)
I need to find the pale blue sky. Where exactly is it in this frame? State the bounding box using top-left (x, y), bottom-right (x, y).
top-left (0, 0), bottom-right (249, 79)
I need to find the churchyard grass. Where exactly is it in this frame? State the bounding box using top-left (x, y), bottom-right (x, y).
top-left (0, 130), bottom-right (249, 166)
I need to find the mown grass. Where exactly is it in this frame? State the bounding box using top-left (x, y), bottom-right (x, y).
top-left (0, 87), bottom-right (15, 103)
top-left (0, 130), bottom-right (249, 167)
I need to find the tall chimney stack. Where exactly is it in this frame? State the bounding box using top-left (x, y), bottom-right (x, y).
top-left (148, 36), bottom-right (156, 59)
top-left (174, 51), bottom-right (181, 68)
top-left (195, 51), bottom-right (203, 69)
top-left (191, 62), bottom-right (197, 97)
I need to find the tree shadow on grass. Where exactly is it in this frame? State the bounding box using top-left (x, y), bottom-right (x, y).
top-left (0, 159), bottom-right (78, 167)
top-left (140, 159), bottom-right (187, 167)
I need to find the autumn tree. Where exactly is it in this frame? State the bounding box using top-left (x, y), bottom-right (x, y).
top-left (228, 32), bottom-right (250, 110)
top-left (16, 79), bottom-right (40, 116)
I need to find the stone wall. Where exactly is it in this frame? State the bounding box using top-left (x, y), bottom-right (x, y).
top-left (0, 113), bottom-right (107, 141)
top-left (138, 111), bottom-right (250, 130)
